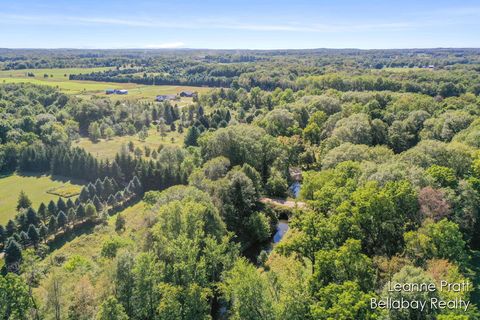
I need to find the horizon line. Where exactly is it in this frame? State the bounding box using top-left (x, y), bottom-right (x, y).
top-left (1, 47), bottom-right (480, 51)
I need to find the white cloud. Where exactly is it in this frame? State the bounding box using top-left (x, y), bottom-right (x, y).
top-left (0, 9), bottom-right (477, 34)
top-left (144, 42), bottom-right (185, 48)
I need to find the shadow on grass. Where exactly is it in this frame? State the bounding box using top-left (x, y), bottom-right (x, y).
top-left (48, 220), bottom-right (98, 252)
top-left (16, 171), bottom-right (86, 185)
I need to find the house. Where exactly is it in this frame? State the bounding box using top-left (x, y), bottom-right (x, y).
top-left (155, 94), bottom-right (177, 102)
top-left (106, 89), bottom-right (115, 94)
top-left (115, 89), bottom-right (128, 95)
top-left (179, 91), bottom-right (198, 98)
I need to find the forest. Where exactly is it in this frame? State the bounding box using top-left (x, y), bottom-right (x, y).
top-left (1, 48), bottom-right (480, 319)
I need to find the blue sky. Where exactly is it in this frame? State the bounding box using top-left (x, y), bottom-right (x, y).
top-left (1, 0), bottom-right (480, 49)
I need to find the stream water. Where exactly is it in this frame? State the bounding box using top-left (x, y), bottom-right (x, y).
top-left (273, 219), bottom-right (289, 244)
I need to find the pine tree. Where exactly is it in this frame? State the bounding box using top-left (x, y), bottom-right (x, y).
top-left (95, 178), bottom-right (104, 197)
top-left (38, 202), bottom-right (48, 223)
top-left (76, 204), bottom-right (86, 220)
top-left (184, 126), bottom-right (199, 146)
top-left (66, 198), bottom-right (75, 209)
top-left (85, 202), bottom-right (97, 218)
top-left (87, 183), bottom-right (97, 198)
top-left (57, 211), bottom-right (68, 231)
top-left (17, 190), bottom-right (32, 211)
top-left (6, 220), bottom-right (16, 237)
top-left (38, 223), bottom-right (48, 242)
top-left (93, 196), bottom-right (103, 211)
top-left (27, 224), bottom-right (40, 247)
top-left (79, 187), bottom-right (90, 202)
top-left (13, 233), bottom-right (21, 243)
top-left (20, 231), bottom-right (29, 245)
top-left (111, 163), bottom-right (124, 184)
top-left (57, 198), bottom-right (67, 213)
top-left (103, 178), bottom-right (114, 198)
top-left (48, 216), bottom-right (57, 234)
top-left (15, 212), bottom-right (28, 232)
top-left (5, 239), bottom-right (22, 266)
top-left (107, 194), bottom-right (115, 206)
top-left (111, 178), bottom-right (119, 193)
top-left (25, 207), bottom-right (38, 227)
top-left (67, 208), bottom-right (76, 224)
top-left (47, 200), bottom-right (57, 216)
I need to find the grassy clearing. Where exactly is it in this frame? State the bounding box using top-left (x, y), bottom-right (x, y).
top-left (33, 202), bottom-right (147, 308)
top-left (0, 67), bottom-right (112, 79)
top-left (44, 201), bottom-right (145, 260)
top-left (46, 185), bottom-right (82, 198)
top-left (73, 127), bottom-right (185, 160)
top-left (0, 67), bottom-right (211, 102)
top-left (0, 173), bottom-right (84, 225)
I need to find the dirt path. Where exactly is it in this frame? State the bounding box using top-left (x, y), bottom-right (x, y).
top-left (260, 197), bottom-right (306, 209)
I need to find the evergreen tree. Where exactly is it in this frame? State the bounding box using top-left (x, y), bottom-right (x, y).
top-left (79, 187), bottom-right (90, 202)
top-left (19, 231), bottom-right (29, 245)
top-left (67, 207), bottom-right (76, 224)
top-left (95, 178), bottom-right (104, 197)
top-left (47, 200), bottom-right (57, 216)
top-left (57, 198), bottom-right (67, 213)
top-left (111, 178), bottom-right (119, 193)
top-left (38, 202), bottom-right (48, 223)
top-left (87, 183), bottom-right (97, 198)
top-left (15, 212), bottom-right (28, 232)
top-left (27, 224), bottom-right (40, 247)
top-left (13, 233), bottom-right (21, 243)
top-left (39, 223), bottom-right (48, 242)
top-left (4, 239), bottom-right (22, 266)
top-left (16, 190), bottom-right (32, 211)
top-left (93, 196), bottom-right (103, 211)
top-left (48, 216), bottom-right (57, 234)
top-left (6, 220), bottom-right (16, 237)
top-left (103, 178), bottom-right (114, 199)
top-left (57, 211), bottom-right (68, 231)
top-left (25, 207), bottom-right (38, 227)
top-left (85, 202), bottom-right (97, 218)
top-left (184, 126), bottom-right (199, 146)
top-left (107, 194), bottom-right (115, 206)
top-left (66, 198), bottom-right (75, 209)
top-left (76, 204), bottom-right (86, 220)
top-left (111, 163), bottom-right (124, 184)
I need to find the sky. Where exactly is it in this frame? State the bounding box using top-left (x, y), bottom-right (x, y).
top-left (1, 0), bottom-right (480, 49)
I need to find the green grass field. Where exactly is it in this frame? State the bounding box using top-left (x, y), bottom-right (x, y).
top-left (73, 127), bottom-right (185, 160)
top-left (0, 67), bottom-right (210, 102)
top-left (0, 173), bottom-right (83, 225)
top-left (33, 201), bottom-right (146, 305)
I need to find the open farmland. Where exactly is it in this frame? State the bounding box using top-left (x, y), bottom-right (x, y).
top-left (0, 67), bottom-right (210, 102)
top-left (0, 173), bottom-right (83, 224)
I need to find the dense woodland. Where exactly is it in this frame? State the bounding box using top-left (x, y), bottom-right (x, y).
top-left (1, 49), bottom-right (480, 319)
